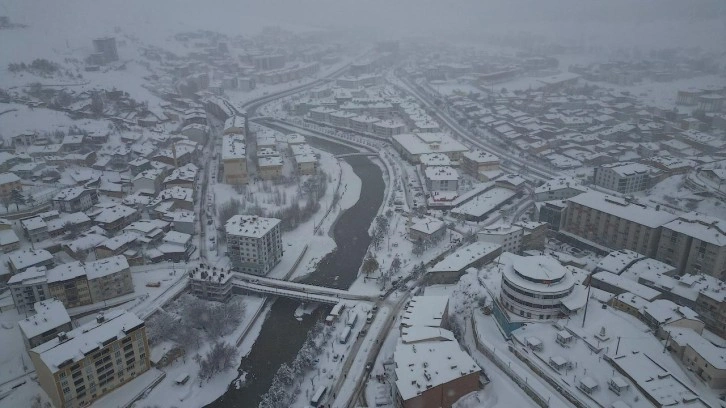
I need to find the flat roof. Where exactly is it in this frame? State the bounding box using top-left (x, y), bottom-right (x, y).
top-left (225, 215), bottom-right (280, 238)
top-left (568, 191), bottom-right (677, 229)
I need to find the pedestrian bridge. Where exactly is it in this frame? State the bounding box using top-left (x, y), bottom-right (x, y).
top-left (230, 272), bottom-right (374, 304)
top-left (334, 152), bottom-right (379, 159)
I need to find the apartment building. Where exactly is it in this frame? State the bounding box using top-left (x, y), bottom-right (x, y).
top-left (222, 135), bottom-right (248, 185)
top-left (18, 299), bottom-right (72, 349)
top-left (226, 215), bottom-right (283, 275)
top-left (29, 310), bottom-right (150, 408)
top-left (51, 188), bottom-right (99, 213)
top-left (424, 166), bottom-right (459, 192)
top-left (655, 212), bottom-right (726, 280)
top-left (0, 172), bottom-right (22, 199)
top-left (461, 150), bottom-right (500, 181)
top-left (593, 162), bottom-right (654, 194)
top-left (8, 267), bottom-right (50, 314)
top-left (563, 191), bottom-right (677, 257)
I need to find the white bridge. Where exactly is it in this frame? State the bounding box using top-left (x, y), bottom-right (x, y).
top-left (230, 272), bottom-right (373, 304)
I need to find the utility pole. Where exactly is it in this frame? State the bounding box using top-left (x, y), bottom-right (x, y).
top-left (581, 271), bottom-right (593, 328)
top-left (615, 336), bottom-right (621, 355)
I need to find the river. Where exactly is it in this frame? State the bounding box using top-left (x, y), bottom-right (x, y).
top-left (206, 138), bottom-right (385, 408)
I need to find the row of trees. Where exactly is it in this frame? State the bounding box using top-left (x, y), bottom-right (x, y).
top-left (8, 59), bottom-right (60, 75)
top-left (0, 189), bottom-right (33, 212)
top-left (259, 320), bottom-right (333, 408)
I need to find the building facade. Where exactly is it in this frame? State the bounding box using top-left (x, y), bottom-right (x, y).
top-left (655, 213), bottom-right (726, 280)
top-left (29, 311), bottom-right (150, 408)
top-left (225, 215), bottom-right (283, 275)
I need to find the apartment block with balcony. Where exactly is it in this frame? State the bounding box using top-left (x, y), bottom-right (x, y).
top-left (225, 215), bottom-right (283, 275)
top-left (655, 212), bottom-right (726, 280)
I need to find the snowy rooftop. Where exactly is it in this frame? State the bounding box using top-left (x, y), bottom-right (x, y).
top-left (665, 327), bottom-right (726, 370)
top-left (225, 215), bottom-right (280, 238)
top-left (8, 249), bottom-right (53, 271)
top-left (409, 216), bottom-right (445, 236)
top-left (451, 187), bottom-right (514, 218)
top-left (401, 296), bottom-right (449, 329)
top-left (568, 191), bottom-right (678, 228)
top-left (600, 162), bottom-right (655, 177)
top-left (594, 249), bottom-right (643, 274)
top-left (94, 205), bottom-right (137, 224)
top-left (533, 176), bottom-right (586, 194)
top-left (609, 352), bottom-right (706, 407)
top-left (424, 165), bottom-right (458, 181)
top-left (53, 187), bottom-right (90, 202)
top-left (462, 149), bottom-right (499, 164)
top-left (639, 270), bottom-right (725, 303)
top-left (31, 310), bottom-right (144, 374)
top-left (163, 230), bottom-right (191, 246)
top-left (0, 172), bottom-right (21, 184)
top-left (392, 133), bottom-right (468, 156)
top-left (400, 326), bottom-right (455, 344)
top-left (7, 266), bottom-right (47, 285)
top-left (222, 134), bottom-right (246, 160)
top-left (511, 254), bottom-right (568, 283)
top-left (258, 156), bottom-right (284, 167)
top-left (430, 242), bottom-right (501, 273)
top-left (641, 299), bottom-right (700, 325)
top-left (663, 212), bottom-right (726, 247)
top-left (18, 299), bottom-right (71, 340)
top-left (592, 272), bottom-right (661, 301)
top-left (96, 232), bottom-right (139, 252)
top-left (394, 336), bottom-right (479, 401)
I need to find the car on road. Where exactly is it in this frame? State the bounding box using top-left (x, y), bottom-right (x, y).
top-left (365, 362), bottom-right (373, 371)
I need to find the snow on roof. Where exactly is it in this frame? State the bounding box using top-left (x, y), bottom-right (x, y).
top-left (567, 191), bottom-right (677, 228)
top-left (641, 299), bottom-right (700, 325)
top-left (94, 205), bottom-right (137, 224)
top-left (592, 272), bottom-right (661, 301)
top-left (8, 249), bottom-right (53, 271)
top-left (0, 229), bottom-right (19, 246)
top-left (258, 156), bottom-right (283, 167)
top-left (424, 166), bottom-right (458, 181)
top-left (163, 230), bottom-right (191, 246)
top-left (595, 250), bottom-right (643, 274)
top-left (512, 254), bottom-right (568, 282)
top-left (7, 266), bottom-right (48, 285)
top-left (665, 327), bottom-right (726, 370)
top-left (392, 133), bottom-right (468, 156)
top-left (599, 162), bottom-right (655, 177)
top-left (401, 296), bottom-right (449, 329)
top-left (65, 233), bottom-right (107, 253)
top-left (18, 299), bottom-right (71, 340)
top-left (21, 216), bottom-right (47, 231)
top-left (400, 326), bottom-right (455, 344)
top-left (0, 172), bottom-right (21, 184)
top-left (52, 187), bottom-right (89, 202)
top-left (222, 134), bottom-right (246, 160)
top-left (31, 310), bottom-right (144, 374)
top-left (96, 232), bottom-right (139, 252)
top-left (663, 212), bottom-right (726, 247)
top-left (480, 223), bottom-right (522, 237)
top-left (430, 242), bottom-right (501, 273)
top-left (419, 153), bottom-right (451, 167)
top-left (451, 187), bottom-right (514, 218)
top-left (225, 215), bottom-right (280, 238)
top-left (409, 215), bottom-right (445, 235)
top-left (462, 149), bottom-right (499, 164)
top-left (534, 176), bottom-right (586, 194)
top-left (163, 163), bottom-right (198, 183)
top-left (394, 334), bottom-right (479, 401)
top-left (124, 220), bottom-right (168, 235)
top-left (610, 352), bottom-right (704, 407)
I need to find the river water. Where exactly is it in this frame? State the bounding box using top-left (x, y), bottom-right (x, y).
top-left (206, 138), bottom-right (385, 408)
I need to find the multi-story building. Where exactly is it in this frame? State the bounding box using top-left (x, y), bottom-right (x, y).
top-left (290, 143), bottom-right (318, 175)
top-left (258, 156), bottom-right (283, 181)
top-left (655, 212), bottom-right (726, 280)
top-left (478, 224), bottom-right (523, 254)
top-left (593, 162), bottom-right (654, 194)
top-left (222, 135), bottom-right (247, 185)
top-left (499, 254), bottom-right (586, 320)
top-left (424, 166), bottom-right (459, 192)
top-left (665, 327), bottom-right (726, 388)
top-left (461, 150), bottom-right (499, 181)
top-left (8, 267), bottom-right (50, 314)
top-left (226, 215), bottom-right (283, 275)
top-left (8, 248), bottom-right (54, 273)
top-left (29, 310), bottom-right (150, 408)
top-left (85, 256), bottom-right (134, 304)
top-left (408, 215), bottom-right (446, 244)
top-left (563, 191), bottom-right (677, 257)
top-left (51, 187), bottom-right (98, 213)
top-left (190, 268), bottom-right (234, 302)
top-left (0, 172), bottom-right (22, 200)
top-left (91, 37), bottom-right (118, 64)
top-left (18, 299), bottom-right (72, 349)
top-left (533, 177), bottom-right (587, 202)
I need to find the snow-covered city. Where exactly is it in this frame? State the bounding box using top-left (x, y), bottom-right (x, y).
top-left (0, 1), bottom-right (725, 407)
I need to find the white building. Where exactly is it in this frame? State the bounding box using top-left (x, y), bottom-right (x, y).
top-left (18, 299), bottom-right (72, 349)
top-left (478, 224), bottom-right (523, 254)
top-left (424, 166), bottom-right (459, 192)
top-left (8, 267), bottom-right (50, 314)
top-left (499, 254), bottom-right (586, 320)
top-left (225, 215), bottom-right (283, 275)
top-left (593, 162), bottom-right (655, 194)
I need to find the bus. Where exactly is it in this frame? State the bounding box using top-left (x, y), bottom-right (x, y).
top-left (339, 326), bottom-right (352, 344)
top-left (346, 312), bottom-right (358, 328)
top-left (310, 385), bottom-right (327, 406)
top-left (330, 302), bottom-right (345, 317)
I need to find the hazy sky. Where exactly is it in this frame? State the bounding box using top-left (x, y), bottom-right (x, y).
top-left (3, 0), bottom-right (725, 51)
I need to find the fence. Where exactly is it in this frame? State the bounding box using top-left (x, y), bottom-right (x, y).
top-left (470, 318), bottom-right (551, 408)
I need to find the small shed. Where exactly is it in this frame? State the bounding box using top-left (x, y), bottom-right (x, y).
top-left (608, 376), bottom-right (629, 395)
top-left (549, 355), bottom-right (572, 372)
top-left (556, 330), bottom-right (574, 347)
top-left (526, 336), bottom-right (543, 352)
top-left (175, 373), bottom-right (190, 385)
top-left (579, 376), bottom-right (599, 394)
